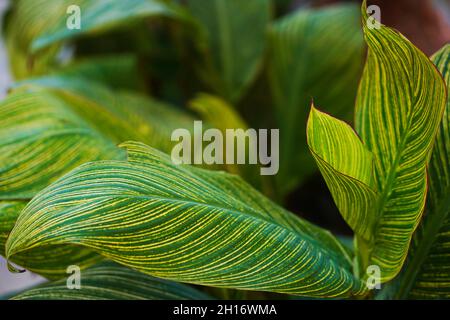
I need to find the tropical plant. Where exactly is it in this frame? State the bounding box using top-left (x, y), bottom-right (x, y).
top-left (0, 0), bottom-right (449, 300)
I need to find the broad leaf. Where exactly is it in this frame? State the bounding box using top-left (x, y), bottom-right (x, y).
top-left (378, 45), bottom-right (450, 299)
top-left (6, 142), bottom-right (365, 298)
top-left (186, 0), bottom-right (271, 103)
top-left (307, 106), bottom-right (377, 241)
top-left (354, 4), bottom-right (447, 281)
top-left (0, 91), bottom-right (123, 199)
top-left (268, 4), bottom-right (365, 196)
top-left (10, 262), bottom-right (211, 300)
top-left (15, 75), bottom-right (196, 155)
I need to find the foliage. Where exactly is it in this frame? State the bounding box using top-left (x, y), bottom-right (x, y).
top-left (0, 0), bottom-right (449, 300)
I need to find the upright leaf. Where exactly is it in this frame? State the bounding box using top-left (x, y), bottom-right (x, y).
top-left (354, 4), bottom-right (447, 281)
top-left (6, 142), bottom-right (365, 298)
top-left (187, 0), bottom-right (271, 102)
top-left (268, 4), bottom-right (365, 196)
top-left (378, 45), bottom-right (450, 299)
top-left (11, 262), bottom-right (211, 300)
top-left (307, 106), bottom-right (377, 241)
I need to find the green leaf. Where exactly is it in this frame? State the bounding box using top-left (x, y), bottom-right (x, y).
top-left (378, 45), bottom-right (450, 299)
top-left (6, 142), bottom-right (365, 298)
top-left (32, 0), bottom-right (190, 52)
top-left (307, 106), bottom-right (378, 241)
top-left (268, 4), bottom-right (365, 196)
top-left (354, 3), bottom-right (447, 282)
top-left (10, 262), bottom-right (211, 300)
top-left (0, 91), bottom-right (123, 199)
top-left (15, 75), bottom-right (196, 155)
top-left (0, 201), bottom-right (101, 279)
top-left (187, 0), bottom-right (271, 103)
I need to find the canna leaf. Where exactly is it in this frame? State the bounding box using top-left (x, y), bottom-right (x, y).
top-left (186, 0), bottom-right (271, 103)
top-left (268, 4), bottom-right (365, 196)
top-left (0, 91), bottom-right (123, 199)
top-left (10, 262), bottom-right (211, 300)
top-left (378, 45), bottom-right (450, 299)
top-left (14, 75), bottom-right (196, 155)
top-left (6, 142), bottom-right (365, 298)
top-left (354, 3), bottom-right (447, 281)
top-left (307, 106), bottom-right (377, 241)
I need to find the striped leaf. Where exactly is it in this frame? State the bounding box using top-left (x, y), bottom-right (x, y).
top-left (268, 4), bottom-right (365, 196)
top-left (0, 201), bottom-right (101, 279)
top-left (378, 45), bottom-right (450, 299)
top-left (186, 0), bottom-right (271, 103)
top-left (6, 142), bottom-right (366, 298)
top-left (354, 4), bottom-right (447, 281)
top-left (15, 75), bottom-right (196, 155)
top-left (307, 106), bottom-right (378, 241)
top-left (0, 91), bottom-right (123, 199)
top-left (10, 262), bottom-right (211, 300)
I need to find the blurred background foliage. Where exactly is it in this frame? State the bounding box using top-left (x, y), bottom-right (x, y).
top-left (1, 0), bottom-right (449, 238)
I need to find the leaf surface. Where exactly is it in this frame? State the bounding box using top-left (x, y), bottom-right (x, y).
top-left (307, 106), bottom-right (377, 240)
top-left (6, 142), bottom-right (365, 298)
top-left (354, 4), bottom-right (447, 281)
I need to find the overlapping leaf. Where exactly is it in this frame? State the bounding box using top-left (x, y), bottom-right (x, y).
top-left (268, 4), bottom-right (365, 196)
top-left (378, 45), bottom-right (450, 299)
top-left (354, 4), bottom-right (447, 281)
top-left (307, 106), bottom-right (377, 241)
top-left (10, 262), bottom-right (211, 300)
top-left (186, 0), bottom-right (271, 103)
top-left (6, 142), bottom-right (365, 298)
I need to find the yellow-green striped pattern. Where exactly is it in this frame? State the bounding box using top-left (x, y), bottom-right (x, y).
top-left (0, 91), bottom-right (123, 199)
top-left (0, 201), bottom-right (101, 279)
top-left (382, 45), bottom-right (450, 299)
top-left (307, 106), bottom-right (377, 240)
top-left (187, 0), bottom-right (271, 103)
top-left (268, 3), bottom-right (365, 196)
top-left (16, 75), bottom-right (196, 155)
top-left (6, 142), bottom-right (366, 298)
top-left (354, 4), bottom-right (447, 281)
top-left (11, 262), bottom-right (211, 300)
